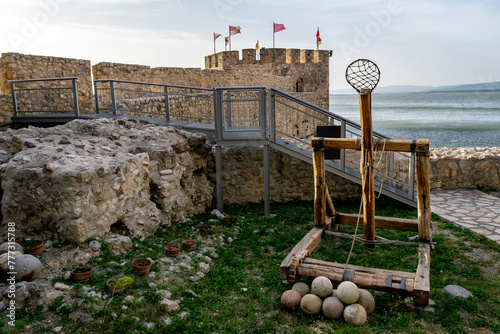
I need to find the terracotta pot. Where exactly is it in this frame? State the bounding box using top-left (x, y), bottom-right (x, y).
top-left (71, 267), bottom-right (93, 282)
top-left (182, 239), bottom-right (197, 251)
top-left (132, 258), bottom-right (152, 276)
top-left (165, 245), bottom-right (180, 257)
top-left (198, 224), bottom-right (213, 235)
top-left (106, 276), bottom-right (129, 295)
top-left (222, 217), bottom-right (234, 226)
top-left (23, 240), bottom-right (44, 256)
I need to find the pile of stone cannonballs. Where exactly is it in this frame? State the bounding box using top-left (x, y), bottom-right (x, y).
top-left (280, 276), bottom-right (375, 327)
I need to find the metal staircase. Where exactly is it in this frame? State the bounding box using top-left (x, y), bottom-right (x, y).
top-left (8, 78), bottom-right (417, 208)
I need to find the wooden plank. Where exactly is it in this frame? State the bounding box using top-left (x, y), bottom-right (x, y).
top-left (297, 261), bottom-right (415, 295)
top-left (414, 243), bottom-right (431, 306)
top-left (417, 155), bottom-right (432, 241)
top-left (313, 149), bottom-right (326, 227)
top-left (335, 213), bottom-right (419, 232)
top-left (279, 227), bottom-right (324, 280)
top-left (359, 93), bottom-right (375, 245)
top-left (311, 137), bottom-right (430, 153)
top-left (303, 258), bottom-right (417, 279)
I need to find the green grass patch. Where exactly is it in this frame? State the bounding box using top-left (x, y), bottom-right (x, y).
top-left (6, 199), bottom-right (500, 333)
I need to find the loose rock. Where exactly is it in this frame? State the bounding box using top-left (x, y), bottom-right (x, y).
top-left (14, 254), bottom-right (43, 282)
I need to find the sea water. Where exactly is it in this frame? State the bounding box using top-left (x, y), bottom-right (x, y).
top-left (330, 91), bottom-right (500, 148)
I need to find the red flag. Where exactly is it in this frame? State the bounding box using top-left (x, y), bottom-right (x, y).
top-left (229, 25), bottom-right (241, 35)
top-left (225, 36), bottom-right (230, 45)
top-left (274, 23), bottom-right (286, 33)
top-left (214, 33), bottom-right (222, 41)
top-left (316, 28), bottom-right (322, 46)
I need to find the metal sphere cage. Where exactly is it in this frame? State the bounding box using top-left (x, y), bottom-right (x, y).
top-left (345, 59), bottom-right (380, 93)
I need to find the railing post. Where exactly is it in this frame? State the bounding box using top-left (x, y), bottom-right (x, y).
top-left (72, 78), bottom-right (80, 117)
top-left (110, 80), bottom-right (117, 115)
top-left (214, 89), bottom-right (223, 140)
top-left (94, 81), bottom-right (100, 114)
top-left (408, 153), bottom-right (416, 200)
top-left (215, 144), bottom-right (224, 213)
top-left (269, 89), bottom-right (276, 142)
top-left (226, 91), bottom-right (231, 127)
top-left (389, 151), bottom-right (394, 186)
top-left (164, 86), bottom-right (170, 121)
top-left (259, 88), bottom-right (267, 139)
top-left (340, 120), bottom-right (346, 171)
top-left (11, 82), bottom-right (19, 117)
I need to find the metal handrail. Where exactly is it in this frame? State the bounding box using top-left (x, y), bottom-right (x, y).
top-left (269, 87), bottom-right (416, 201)
top-left (9, 77), bottom-right (80, 117)
top-left (94, 79), bottom-right (213, 91)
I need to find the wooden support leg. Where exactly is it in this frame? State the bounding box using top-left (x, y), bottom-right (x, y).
top-left (417, 154), bottom-right (432, 241)
top-left (313, 148), bottom-right (326, 227)
top-left (414, 243), bottom-right (431, 306)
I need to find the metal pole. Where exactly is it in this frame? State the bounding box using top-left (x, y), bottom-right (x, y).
top-left (264, 143), bottom-right (271, 217)
top-left (214, 89), bottom-right (223, 140)
top-left (215, 144), bottom-right (224, 213)
top-left (273, 22), bottom-right (275, 48)
top-left (269, 89), bottom-right (276, 142)
top-left (11, 82), bottom-right (19, 117)
top-left (409, 153), bottom-right (416, 200)
top-left (164, 86), bottom-right (170, 121)
top-left (259, 88), bottom-right (267, 139)
top-left (94, 81), bottom-right (100, 114)
top-left (227, 91), bottom-right (231, 127)
top-left (110, 81), bottom-right (117, 115)
top-left (340, 120), bottom-right (346, 171)
top-left (72, 78), bottom-right (80, 117)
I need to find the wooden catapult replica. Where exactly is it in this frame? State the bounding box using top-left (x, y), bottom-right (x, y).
top-left (280, 59), bottom-right (432, 306)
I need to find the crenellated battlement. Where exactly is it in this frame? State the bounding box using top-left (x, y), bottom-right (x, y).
top-left (204, 48), bottom-right (331, 70)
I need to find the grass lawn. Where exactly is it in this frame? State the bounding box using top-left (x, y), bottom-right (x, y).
top-left (3, 199), bottom-right (500, 333)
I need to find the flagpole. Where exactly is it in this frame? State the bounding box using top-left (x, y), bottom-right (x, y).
top-left (229, 26), bottom-right (231, 51)
top-left (213, 33), bottom-right (216, 54)
top-left (273, 22), bottom-right (275, 48)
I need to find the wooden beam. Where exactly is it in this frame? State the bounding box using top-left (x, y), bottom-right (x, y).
top-left (311, 137), bottom-right (430, 153)
top-left (279, 227), bottom-right (323, 280)
top-left (335, 213), bottom-right (419, 232)
top-left (297, 258), bottom-right (415, 295)
top-left (359, 93), bottom-right (375, 245)
top-left (414, 243), bottom-right (431, 306)
top-left (416, 154), bottom-right (432, 241)
top-left (313, 148), bottom-right (326, 227)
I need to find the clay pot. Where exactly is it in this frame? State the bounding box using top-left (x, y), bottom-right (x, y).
top-left (165, 245), bottom-right (180, 257)
top-left (106, 276), bottom-right (131, 295)
top-left (198, 224), bottom-right (213, 235)
top-left (23, 240), bottom-right (44, 256)
top-left (132, 258), bottom-right (152, 276)
top-left (222, 217), bottom-right (234, 226)
top-left (71, 267), bottom-right (93, 282)
top-left (182, 239), bottom-right (197, 251)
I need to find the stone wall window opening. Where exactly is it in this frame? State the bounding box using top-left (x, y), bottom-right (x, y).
top-left (295, 77), bottom-right (305, 92)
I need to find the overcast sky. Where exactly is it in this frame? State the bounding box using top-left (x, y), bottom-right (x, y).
top-left (1, 0), bottom-right (499, 91)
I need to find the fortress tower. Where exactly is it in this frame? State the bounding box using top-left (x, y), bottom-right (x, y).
top-left (205, 48), bottom-right (332, 109)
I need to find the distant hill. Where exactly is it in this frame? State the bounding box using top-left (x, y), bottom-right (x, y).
top-left (331, 81), bottom-right (500, 95)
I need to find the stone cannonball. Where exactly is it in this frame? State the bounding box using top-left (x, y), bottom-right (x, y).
top-left (357, 289), bottom-right (376, 314)
top-left (311, 276), bottom-right (333, 298)
top-left (337, 281), bottom-right (360, 305)
top-left (281, 290), bottom-right (302, 311)
top-left (322, 296), bottom-right (344, 319)
top-left (343, 303), bottom-right (367, 327)
top-left (300, 294), bottom-right (322, 315)
top-left (292, 282), bottom-right (310, 297)
top-left (14, 254), bottom-right (43, 282)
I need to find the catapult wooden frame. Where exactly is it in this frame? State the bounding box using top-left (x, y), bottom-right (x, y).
top-left (280, 94), bottom-right (432, 306)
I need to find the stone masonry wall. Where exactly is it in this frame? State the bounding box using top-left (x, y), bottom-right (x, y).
top-left (0, 95), bottom-right (12, 125)
top-left (0, 53), bottom-right (94, 113)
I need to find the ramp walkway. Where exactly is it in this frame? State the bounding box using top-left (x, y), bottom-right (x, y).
top-left (8, 78), bottom-right (422, 211)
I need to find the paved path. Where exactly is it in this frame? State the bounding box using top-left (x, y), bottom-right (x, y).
top-left (431, 190), bottom-right (500, 244)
